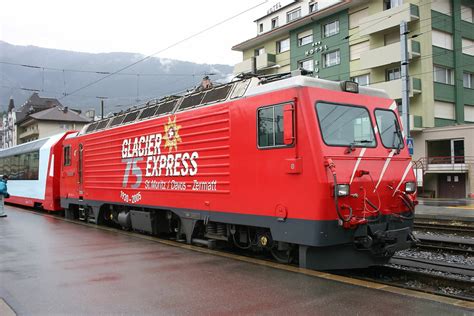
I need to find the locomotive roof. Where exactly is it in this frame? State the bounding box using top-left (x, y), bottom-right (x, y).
top-left (79, 74), bottom-right (389, 136)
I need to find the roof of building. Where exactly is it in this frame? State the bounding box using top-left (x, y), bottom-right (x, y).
top-left (19, 107), bottom-right (90, 125)
top-left (15, 92), bottom-right (64, 124)
top-left (232, 0), bottom-right (353, 51)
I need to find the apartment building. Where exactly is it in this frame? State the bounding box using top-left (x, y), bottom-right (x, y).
top-left (232, 0), bottom-right (474, 198)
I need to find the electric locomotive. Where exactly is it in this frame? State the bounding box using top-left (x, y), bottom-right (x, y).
top-left (5, 73), bottom-right (418, 270)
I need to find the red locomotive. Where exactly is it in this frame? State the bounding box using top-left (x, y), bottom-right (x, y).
top-left (2, 74), bottom-right (417, 270)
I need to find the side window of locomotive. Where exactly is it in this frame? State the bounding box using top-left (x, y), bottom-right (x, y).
top-left (375, 109), bottom-right (404, 149)
top-left (64, 146), bottom-right (71, 166)
top-left (258, 104), bottom-right (285, 148)
top-left (315, 102), bottom-right (376, 147)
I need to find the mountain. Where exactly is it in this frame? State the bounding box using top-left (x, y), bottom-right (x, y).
top-left (0, 41), bottom-right (233, 115)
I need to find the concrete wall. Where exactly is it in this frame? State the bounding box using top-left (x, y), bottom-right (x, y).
top-left (38, 121), bottom-right (86, 139)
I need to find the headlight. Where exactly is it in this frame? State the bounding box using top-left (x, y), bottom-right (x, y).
top-left (336, 184), bottom-right (350, 197)
top-left (405, 181), bottom-right (416, 193)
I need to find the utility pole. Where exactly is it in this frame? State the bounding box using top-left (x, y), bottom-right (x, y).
top-left (400, 21), bottom-right (410, 138)
top-left (96, 96), bottom-right (108, 120)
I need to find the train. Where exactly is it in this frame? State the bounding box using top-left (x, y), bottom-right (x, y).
top-left (1, 73), bottom-right (417, 270)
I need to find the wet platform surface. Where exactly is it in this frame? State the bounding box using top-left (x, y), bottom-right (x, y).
top-left (0, 205), bottom-right (471, 315)
top-left (416, 198), bottom-right (474, 221)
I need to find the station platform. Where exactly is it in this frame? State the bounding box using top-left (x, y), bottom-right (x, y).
top-left (415, 198), bottom-right (474, 222)
top-left (0, 205), bottom-right (472, 314)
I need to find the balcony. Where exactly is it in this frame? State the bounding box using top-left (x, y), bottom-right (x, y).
top-left (19, 126), bottom-right (39, 140)
top-left (359, 3), bottom-right (419, 36)
top-left (370, 77), bottom-right (421, 100)
top-left (255, 53), bottom-right (276, 71)
top-left (415, 156), bottom-right (471, 174)
top-left (233, 58), bottom-right (255, 75)
top-left (360, 40), bottom-right (420, 69)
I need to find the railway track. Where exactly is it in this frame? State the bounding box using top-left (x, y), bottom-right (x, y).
top-left (390, 255), bottom-right (474, 277)
top-left (413, 232), bottom-right (474, 255)
top-left (414, 219), bottom-right (474, 236)
top-left (345, 264), bottom-right (474, 302)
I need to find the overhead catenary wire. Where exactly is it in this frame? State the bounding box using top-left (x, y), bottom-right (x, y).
top-left (58, 0), bottom-right (270, 100)
top-left (0, 60), bottom-right (219, 77)
top-left (3, 38), bottom-right (473, 108)
top-left (4, 54), bottom-right (474, 112)
top-left (2, 2), bottom-right (466, 82)
top-left (3, 1), bottom-right (471, 108)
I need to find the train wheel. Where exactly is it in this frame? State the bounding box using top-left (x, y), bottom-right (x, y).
top-left (270, 244), bottom-right (295, 264)
top-left (65, 206), bottom-right (78, 220)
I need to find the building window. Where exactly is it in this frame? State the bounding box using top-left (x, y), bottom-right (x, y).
top-left (298, 59), bottom-right (314, 72)
top-left (461, 5), bottom-right (473, 23)
top-left (386, 67), bottom-right (401, 81)
top-left (255, 47), bottom-right (265, 56)
top-left (464, 72), bottom-right (474, 88)
top-left (277, 38), bottom-right (290, 53)
top-left (434, 65), bottom-right (454, 85)
top-left (465, 105), bottom-right (474, 122)
top-left (271, 17), bottom-right (279, 29)
top-left (434, 101), bottom-right (455, 120)
top-left (258, 104), bottom-right (289, 148)
top-left (287, 8), bottom-right (301, 22)
top-left (298, 29), bottom-right (313, 46)
top-left (323, 50), bottom-right (340, 67)
top-left (309, 2), bottom-right (318, 13)
top-left (323, 50), bottom-right (341, 67)
top-left (349, 8), bottom-right (368, 29)
top-left (259, 23), bottom-right (263, 33)
top-left (351, 74), bottom-right (370, 86)
top-left (462, 38), bottom-right (474, 56)
top-left (350, 41), bottom-right (369, 60)
top-left (432, 30), bottom-right (453, 50)
top-left (323, 20), bottom-right (339, 37)
top-left (432, 0), bottom-right (452, 15)
top-left (384, 0), bottom-right (403, 10)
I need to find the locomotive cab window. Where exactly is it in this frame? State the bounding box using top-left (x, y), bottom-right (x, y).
top-left (63, 145), bottom-right (71, 166)
top-left (316, 102), bottom-right (376, 147)
top-left (375, 109), bottom-right (404, 149)
top-left (258, 104), bottom-right (293, 148)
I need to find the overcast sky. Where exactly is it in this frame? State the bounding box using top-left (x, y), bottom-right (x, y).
top-left (0, 0), bottom-right (273, 66)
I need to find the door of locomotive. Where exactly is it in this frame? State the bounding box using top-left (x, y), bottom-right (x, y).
top-left (62, 143), bottom-right (81, 200)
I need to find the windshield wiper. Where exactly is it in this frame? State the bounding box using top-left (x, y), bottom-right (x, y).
top-left (346, 140), bottom-right (372, 154)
